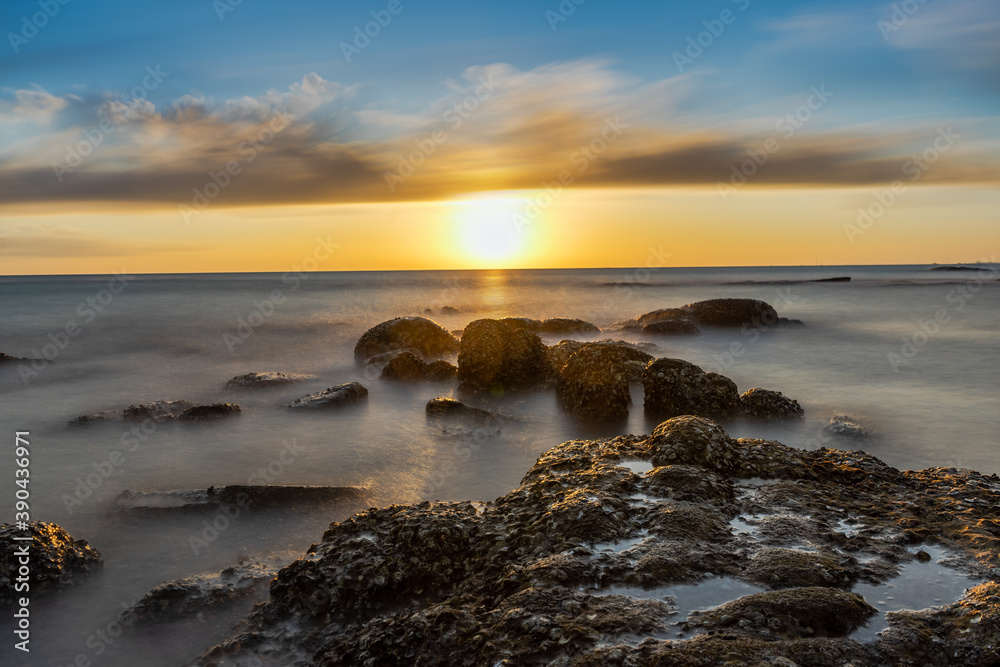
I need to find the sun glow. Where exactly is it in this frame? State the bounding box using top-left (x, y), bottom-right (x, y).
top-left (453, 195), bottom-right (528, 266)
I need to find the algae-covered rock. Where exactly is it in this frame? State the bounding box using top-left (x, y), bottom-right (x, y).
top-left (740, 387), bottom-right (804, 421)
top-left (457, 319), bottom-right (550, 394)
top-left (555, 345), bottom-right (636, 422)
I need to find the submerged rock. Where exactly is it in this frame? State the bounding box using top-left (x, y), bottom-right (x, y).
top-left (555, 345), bottom-right (637, 422)
top-left (425, 397), bottom-right (507, 423)
top-left (501, 317), bottom-right (601, 336)
top-left (354, 317), bottom-right (459, 364)
top-left (739, 387), bottom-right (804, 421)
top-left (180, 403), bottom-right (241, 421)
top-left (198, 419), bottom-right (1000, 667)
top-left (618, 298), bottom-right (794, 331)
top-left (641, 319), bottom-right (701, 335)
top-left (116, 485), bottom-right (367, 512)
top-left (287, 382), bottom-right (368, 409)
top-left (128, 557), bottom-right (277, 624)
top-left (122, 400), bottom-right (196, 423)
top-left (642, 358), bottom-right (741, 420)
top-left (381, 352), bottom-right (457, 382)
top-left (224, 372), bottom-right (316, 389)
top-left (69, 409), bottom-right (121, 425)
top-left (457, 319), bottom-right (550, 394)
top-left (1, 522), bottom-right (102, 605)
top-left (826, 414), bottom-right (872, 438)
top-left (0, 352), bottom-right (27, 363)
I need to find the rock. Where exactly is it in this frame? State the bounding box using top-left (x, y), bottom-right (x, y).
top-left (425, 397), bottom-right (506, 424)
top-left (1, 522), bottom-right (102, 605)
top-left (641, 319), bottom-right (700, 335)
top-left (381, 352), bottom-right (457, 382)
top-left (642, 358), bottom-right (741, 420)
top-left (0, 352), bottom-right (27, 363)
top-left (122, 400), bottom-right (196, 423)
top-left (739, 388), bottom-right (804, 421)
top-left (197, 420), bottom-right (1000, 667)
top-left (645, 415), bottom-right (739, 472)
top-left (690, 587), bottom-right (877, 638)
top-left (115, 485), bottom-right (367, 512)
top-left (547, 340), bottom-right (654, 383)
top-left (555, 345), bottom-right (637, 422)
top-left (287, 382), bottom-right (368, 409)
top-left (457, 319), bottom-right (550, 394)
top-left (354, 317), bottom-right (459, 364)
top-left (615, 307), bottom-right (692, 330)
top-left (69, 410), bottom-right (120, 425)
top-left (440, 306), bottom-right (461, 314)
top-left (180, 403), bottom-right (241, 421)
top-left (128, 557), bottom-right (278, 624)
top-left (500, 317), bottom-right (601, 336)
top-left (825, 415), bottom-right (872, 438)
top-left (680, 298), bottom-right (779, 328)
top-left (743, 547), bottom-right (856, 589)
top-left (224, 372), bottom-right (316, 389)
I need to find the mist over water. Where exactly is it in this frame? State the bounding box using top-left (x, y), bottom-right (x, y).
top-left (1, 265), bottom-right (998, 665)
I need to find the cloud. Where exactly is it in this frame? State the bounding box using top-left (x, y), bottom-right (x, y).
top-left (0, 226), bottom-right (192, 257)
top-left (882, 0), bottom-right (1000, 72)
top-left (0, 61), bottom-right (996, 210)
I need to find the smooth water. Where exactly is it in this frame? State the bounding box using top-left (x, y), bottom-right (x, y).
top-left (1, 265), bottom-right (997, 664)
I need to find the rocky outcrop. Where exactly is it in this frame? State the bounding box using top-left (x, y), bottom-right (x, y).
top-left (287, 382), bottom-right (368, 409)
top-left (381, 352), bottom-right (457, 382)
top-left (500, 317), bottom-right (601, 336)
top-left (224, 372), bottom-right (316, 389)
top-left (739, 387), bottom-right (804, 421)
top-left (555, 345), bottom-right (638, 422)
top-left (0, 352), bottom-right (27, 363)
top-left (641, 319), bottom-right (700, 335)
top-left (457, 319), bottom-right (550, 394)
top-left (354, 317), bottom-right (459, 364)
top-left (1, 522), bottom-right (102, 605)
top-left (547, 340), bottom-right (654, 384)
top-left (826, 414), bottom-right (872, 439)
top-left (197, 418), bottom-right (1000, 667)
top-left (642, 358), bottom-right (741, 420)
top-left (617, 298), bottom-right (793, 331)
top-left (128, 557), bottom-right (277, 623)
top-left (116, 485), bottom-right (367, 512)
top-left (425, 397), bottom-right (507, 423)
top-left (123, 400), bottom-right (196, 422)
top-left (180, 403), bottom-right (241, 421)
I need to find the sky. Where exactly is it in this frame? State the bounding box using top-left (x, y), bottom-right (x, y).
top-left (1, 0), bottom-right (998, 274)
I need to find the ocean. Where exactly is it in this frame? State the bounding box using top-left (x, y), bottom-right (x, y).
top-left (2, 264), bottom-right (998, 665)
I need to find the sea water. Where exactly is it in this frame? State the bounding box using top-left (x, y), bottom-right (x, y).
top-left (1, 265), bottom-right (997, 664)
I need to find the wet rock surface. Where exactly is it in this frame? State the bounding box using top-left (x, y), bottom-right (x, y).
top-left (224, 372), bottom-right (316, 389)
top-left (556, 345), bottom-right (638, 422)
top-left (128, 557), bottom-right (278, 624)
top-left (354, 317), bottom-right (459, 364)
top-left (458, 319), bottom-right (551, 394)
top-left (198, 418), bottom-right (1000, 666)
top-left (616, 298), bottom-right (791, 331)
top-left (500, 317), bottom-right (602, 336)
top-left (287, 382), bottom-right (368, 409)
top-left (547, 340), bottom-right (654, 384)
top-left (0, 351), bottom-right (28, 363)
top-left (641, 319), bottom-right (701, 335)
top-left (425, 397), bottom-right (508, 424)
top-left (123, 400), bottom-right (196, 423)
top-left (381, 351), bottom-right (458, 382)
top-left (1, 521), bottom-right (103, 605)
top-left (642, 358), bottom-right (741, 420)
top-left (740, 387), bottom-right (805, 421)
top-left (826, 414), bottom-right (873, 438)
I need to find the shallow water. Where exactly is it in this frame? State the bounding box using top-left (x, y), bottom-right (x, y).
top-left (1, 265), bottom-right (997, 664)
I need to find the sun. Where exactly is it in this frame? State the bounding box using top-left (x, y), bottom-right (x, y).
top-left (452, 195), bottom-right (529, 266)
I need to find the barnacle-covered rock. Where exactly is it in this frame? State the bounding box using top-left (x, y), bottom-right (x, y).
top-left (457, 319), bottom-right (550, 394)
top-left (1, 522), bottom-right (102, 604)
top-left (354, 317), bottom-right (459, 364)
top-left (287, 382), bottom-right (368, 409)
top-left (642, 358), bottom-right (741, 420)
top-left (739, 387), bottom-right (804, 421)
top-left (224, 371), bottom-right (315, 389)
top-left (555, 345), bottom-right (637, 422)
